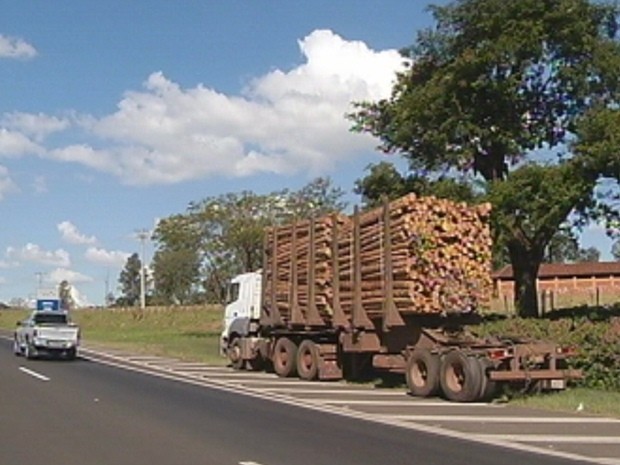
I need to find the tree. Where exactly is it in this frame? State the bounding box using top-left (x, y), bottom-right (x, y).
top-left (576, 246), bottom-right (601, 262)
top-left (282, 177), bottom-right (348, 220)
top-left (544, 228), bottom-right (580, 264)
top-left (151, 214), bottom-right (202, 304)
top-left (613, 239), bottom-right (620, 261)
top-left (118, 253), bottom-right (142, 307)
top-left (58, 280), bottom-right (74, 310)
top-left (355, 161), bottom-right (480, 209)
top-left (151, 248), bottom-right (200, 305)
top-left (350, 0), bottom-right (620, 317)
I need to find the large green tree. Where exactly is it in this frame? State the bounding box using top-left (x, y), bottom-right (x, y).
top-left (350, 0), bottom-right (620, 317)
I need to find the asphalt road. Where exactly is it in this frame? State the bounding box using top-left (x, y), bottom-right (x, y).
top-left (0, 340), bottom-right (594, 465)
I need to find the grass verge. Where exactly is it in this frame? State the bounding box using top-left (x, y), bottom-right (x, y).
top-left (508, 387), bottom-right (620, 418)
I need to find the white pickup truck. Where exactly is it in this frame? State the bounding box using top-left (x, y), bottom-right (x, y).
top-left (13, 310), bottom-right (80, 360)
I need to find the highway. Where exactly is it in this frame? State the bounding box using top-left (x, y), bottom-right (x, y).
top-left (0, 340), bottom-right (595, 465)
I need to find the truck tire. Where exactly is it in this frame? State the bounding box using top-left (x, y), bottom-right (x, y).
top-left (476, 357), bottom-right (497, 401)
top-left (227, 338), bottom-right (245, 370)
top-left (405, 349), bottom-right (440, 397)
top-left (272, 337), bottom-right (298, 378)
top-left (296, 340), bottom-right (319, 381)
top-left (439, 350), bottom-right (482, 402)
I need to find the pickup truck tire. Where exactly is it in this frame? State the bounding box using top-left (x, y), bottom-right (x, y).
top-left (13, 338), bottom-right (22, 356)
top-left (25, 341), bottom-right (37, 360)
top-left (66, 348), bottom-right (77, 361)
top-left (272, 337), bottom-right (298, 378)
top-left (439, 350), bottom-right (482, 402)
top-left (296, 340), bottom-right (319, 381)
top-left (405, 349), bottom-right (440, 397)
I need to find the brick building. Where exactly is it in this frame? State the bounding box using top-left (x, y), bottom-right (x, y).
top-left (492, 261), bottom-right (620, 312)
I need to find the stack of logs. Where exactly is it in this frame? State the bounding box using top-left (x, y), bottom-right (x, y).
top-left (263, 193), bottom-right (492, 325)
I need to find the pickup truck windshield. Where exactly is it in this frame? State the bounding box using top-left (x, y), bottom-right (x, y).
top-left (33, 313), bottom-right (68, 325)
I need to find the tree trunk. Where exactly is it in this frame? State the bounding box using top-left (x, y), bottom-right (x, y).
top-left (508, 241), bottom-right (543, 318)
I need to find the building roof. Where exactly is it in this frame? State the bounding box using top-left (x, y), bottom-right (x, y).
top-left (493, 261), bottom-right (620, 280)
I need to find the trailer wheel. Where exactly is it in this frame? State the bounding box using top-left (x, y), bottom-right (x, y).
top-left (476, 357), bottom-right (497, 401)
top-left (227, 338), bottom-right (245, 370)
top-left (297, 340), bottom-right (319, 381)
top-left (272, 337), bottom-right (298, 378)
top-left (405, 349), bottom-right (440, 397)
top-left (439, 350), bottom-right (482, 402)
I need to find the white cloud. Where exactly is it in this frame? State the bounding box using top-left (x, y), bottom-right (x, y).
top-left (0, 34), bottom-right (37, 59)
top-left (47, 267), bottom-right (93, 284)
top-left (6, 243), bottom-right (70, 267)
top-left (2, 112), bottom-right (70, 142)
top-left (35, 29), bottom-right (405, 185)
top-left (0, 128), bottom-right (43, 157)
top-left (0, 165), bottom-right (18, 200)
top-left (57, 221), bottom-right (98, 245)
top-left (85, 247), bottom-right (130, 267)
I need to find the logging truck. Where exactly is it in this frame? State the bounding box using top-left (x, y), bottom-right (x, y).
top-left (220, 194), bottom-right (581, 402)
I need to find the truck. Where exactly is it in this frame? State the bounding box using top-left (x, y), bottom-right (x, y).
top-left (14, 310), bottom-right (80, 360)
top-left (220, 194), bottom-right (581, 402)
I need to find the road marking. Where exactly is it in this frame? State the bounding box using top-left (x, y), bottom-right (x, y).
top-left (264, 388), bottom-right (406, 396)
top-left (19, 366), bottom-right (50, 382)
top-left (239, 462), bottom-right (264, 465)
top-left (390, 415), bottom-right (620, 423)
top-left (323, 399), bottom-right (490, 406)
top-left (478, 434), bottom-right (620, 444)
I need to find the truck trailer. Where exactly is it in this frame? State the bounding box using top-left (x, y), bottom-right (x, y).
top-left (220, 194), bottom-right (581, 402)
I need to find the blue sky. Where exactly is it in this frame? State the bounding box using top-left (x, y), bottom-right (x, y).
top-left (0, 1), bottom-right (614, 306)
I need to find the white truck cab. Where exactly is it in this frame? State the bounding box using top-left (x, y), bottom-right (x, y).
top-left (219, 271), bottom-right (262, 356)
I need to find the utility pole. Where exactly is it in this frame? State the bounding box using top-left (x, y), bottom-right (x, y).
top-left (35, 272), bottom-right (44, 297)
top-left (136, 229), bottom-right (150, 310)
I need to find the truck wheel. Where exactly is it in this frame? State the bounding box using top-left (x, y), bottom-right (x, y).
top-left (439, 350), bottom-right (482, 402)
top-left (405, 349), bottom-right (440, 397)
top-left (296, 340), bottom-right (319, 381)
top-left (227, 338), bottom-right (245, 370)
top-left (476, 357), bottom-right (497, 401)
top-left (272, 337), bottom-right (298, 378)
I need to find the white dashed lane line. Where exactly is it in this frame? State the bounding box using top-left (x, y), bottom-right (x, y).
top-left (19, 366), bottom-right (50, 382)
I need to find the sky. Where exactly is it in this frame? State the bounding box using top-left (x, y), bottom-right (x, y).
top-left (0, 1), bottom-right (614, 307)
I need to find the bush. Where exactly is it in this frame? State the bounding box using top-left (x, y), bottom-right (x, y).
top-left (477, 305), bottom-right (620, 391)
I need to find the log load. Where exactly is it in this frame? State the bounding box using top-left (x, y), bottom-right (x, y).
top-left (263, 193), bottom-right (492, 326)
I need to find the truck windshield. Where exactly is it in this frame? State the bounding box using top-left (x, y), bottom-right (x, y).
top-left (226, 283), bottom-right (240, 304)
top-left (33, 313), bottom-right (68, 325)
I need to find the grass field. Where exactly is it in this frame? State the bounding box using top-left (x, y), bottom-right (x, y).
top-left (0, 305), bottom-right (227, 365)
top-left (1, 305), bottom-right (618, 417)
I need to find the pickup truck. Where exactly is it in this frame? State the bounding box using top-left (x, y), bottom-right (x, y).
top-left (13, 310), bottom-right (80, 360)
